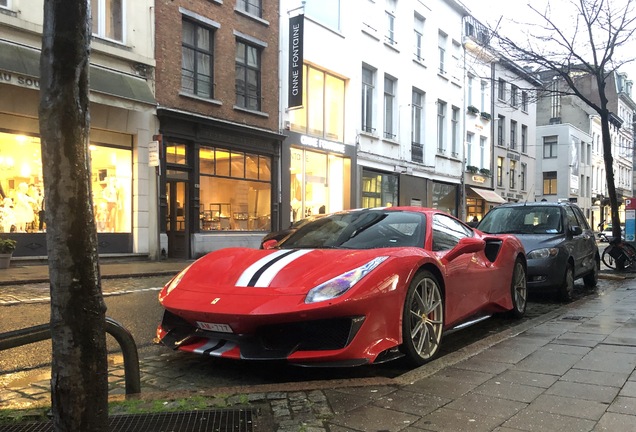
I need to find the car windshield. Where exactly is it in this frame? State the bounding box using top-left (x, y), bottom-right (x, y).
top-left (478, 206), bottom-right (563, 235)
top-left (280, 210), bottom-right (426, 249)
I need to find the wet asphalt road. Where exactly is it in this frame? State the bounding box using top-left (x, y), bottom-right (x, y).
top-left (0, 274), bottom-right (606, 389)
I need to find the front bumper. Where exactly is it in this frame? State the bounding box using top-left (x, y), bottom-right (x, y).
top-left (157, 310), bottom-right (368, 365)
top-left (526, 256), bottom-right (567, 290)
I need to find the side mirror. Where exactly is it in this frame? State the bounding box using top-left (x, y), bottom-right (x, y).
top-left (443, 237), bottom-right (486, 263)
top-left (570, 226), bottom-right (583, 236)
top-left (262, 239), bottom-right (279, 250)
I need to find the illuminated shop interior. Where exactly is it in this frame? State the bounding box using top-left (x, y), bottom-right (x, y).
top-left (0, 131), bottom-right (132, 234)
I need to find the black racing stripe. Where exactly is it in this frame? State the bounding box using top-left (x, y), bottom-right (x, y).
top-left (203, 340), bottom-right (226, 355)
top-left (247, 249), bottom-right (298, 286)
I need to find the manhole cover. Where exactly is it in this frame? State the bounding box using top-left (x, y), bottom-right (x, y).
top-left (0, 409), bottom-right (255, 432)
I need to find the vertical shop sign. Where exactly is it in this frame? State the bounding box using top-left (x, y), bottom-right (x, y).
top-left (288, 14), bottom-right (304, 109)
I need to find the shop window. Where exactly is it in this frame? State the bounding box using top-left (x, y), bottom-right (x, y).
top-left (0, 131), bottom-right (131, 234)
top-left (431, 182), bottom-right (457, 216)
top-left (166, 143), bottom-right (188, 165)
top-left (543, 171), bottom-right (557, 195)
top-left (199, 147), bottom-right (272, 231)
top-left (91, 146), bottom-right (132, 233)
top-left (289, 65), bottom-right (345, 142)
top-left (361, 169), bottom-right (398, 209)
top-left (91, 0), bottom-right (123, 42)
top-left (290, 148), bottom-right (348, 222)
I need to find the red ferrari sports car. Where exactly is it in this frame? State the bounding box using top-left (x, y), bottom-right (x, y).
top-left (156, 207), bottom-right (527, 367)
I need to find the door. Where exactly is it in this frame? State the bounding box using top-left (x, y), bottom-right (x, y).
top-left (166, 180), bottom-right (189, 259)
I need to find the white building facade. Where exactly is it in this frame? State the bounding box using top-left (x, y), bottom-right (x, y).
top-left (0, 0), bottom-right (158, 259)
top-left (279, 0), bottom-right (472, 226)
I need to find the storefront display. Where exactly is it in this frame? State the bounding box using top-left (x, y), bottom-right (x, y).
top-left (290, 147), bottom-right (348, 223)
top-left (0, 131), bottom-right (132, 234)
top-left (198, 147), bottom-right (272, 232)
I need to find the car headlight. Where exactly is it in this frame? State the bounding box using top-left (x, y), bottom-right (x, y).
top-left (159, 264), bottom-right (193, 301)
top-left (305, 256), bottom-right (389, 304)
top-left (527, 248), bottom-right (559, 259)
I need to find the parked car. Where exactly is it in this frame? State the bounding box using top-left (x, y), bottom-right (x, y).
top-left (477, 201), bottom-right (599, 301)
top-left (157, 207), bottom-right (527, 367)
top-left (598, 224), bottom-right (624, 242)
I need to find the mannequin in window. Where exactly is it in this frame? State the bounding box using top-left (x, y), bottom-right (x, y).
top-left (14, 182), bottom-right (37, 232)
top-left (102, 177), bottom-right (119, 232)
top-left (0, 197), bottom-right (16, 233)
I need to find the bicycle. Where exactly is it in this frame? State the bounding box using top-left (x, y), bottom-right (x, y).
top-left (601, 238), bottom-right (636, 270)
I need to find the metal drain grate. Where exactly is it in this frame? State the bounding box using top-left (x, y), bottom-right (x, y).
top-left (560, 315), bottom-right (585, 321)
top-left (0, 409), bottom-right (255, 432)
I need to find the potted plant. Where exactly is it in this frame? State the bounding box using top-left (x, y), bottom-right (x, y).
top-left (466, 165), bottom-right (479, 174)
top-left (467, 105), bottom-right (480, 115)
top-left (0, 238), bottom-right (16, 269)
top-left (479, 168), bottom-right (492, 177)
top-left (480, 111), bottom-right (492, 121)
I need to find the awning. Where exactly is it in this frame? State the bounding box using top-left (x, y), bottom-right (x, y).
top-left (0, 40), bottom-right (156, 106)
top-left (470, 187), bottom-right (507, 204)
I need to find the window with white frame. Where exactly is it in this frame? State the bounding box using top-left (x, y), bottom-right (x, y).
top-left (497, 115), bottom-right (505, 146)
top-left (437, 100), bottom-right (446, 152)
top-left (480, 80), bottom-right (487, 111)
top-left (91, 0), bottom-right (123, 42)
top-left (521, 163), bottom-right (527, 190)
top-left (236, 0), bottom-right (262, 18)
top-left (511, 85), bottom-right (518, 107)
top-left (289, 65), bottom-right (345, 142)
top-left (362, 65), bottom-right (376, 133)
top-left (451, 41), bottom-right (461, 81)
top-left (0, 0), bottom-right (9, 9)
top-left (181, 19), bottom-right (214, 98)
top-left (550, 80), bottom-right (561, 119)
top-left (543, 136), bottom-right (558, 158)
top-left (497, 157), bottom-right (504, 187)
top-left (509, 160), bottom-right (517, 189)
top-left (510, 120), bottom-right (517, 149)
top-left (522, 91), bottom-right (528, 111)
top-left (466, 132), bottom-right (474, 166)
top-left (384, 75), bottom-right (396, 139)
top-left (543, 171), bottom-right (557, 195)
top-left (414, 14), bottom-right (424, 61)
top-left (451, 106), bottom-right (459, 156)
top-left (467, 75), bottom-right (474, 107)
top-left (521, 124), bottom-right (528, 153)
top-left (385, 0), bottom-right (396, 45)
top-left (411, 89), bottom-right (424, 144)
top-left (479, 136), bottom-right (486, 168)
top-left (498, 78), bottom-right (506, 101)
top-left (438, 31), bottom-right (447, 75)
top-left (412, 89), bottom-right (424, 163)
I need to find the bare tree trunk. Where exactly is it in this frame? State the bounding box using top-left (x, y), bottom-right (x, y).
top-left (39, 1), bottom-right (108, 430)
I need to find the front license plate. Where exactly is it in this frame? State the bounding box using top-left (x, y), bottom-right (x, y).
top-left (196, 321), bottom-right (233, 333)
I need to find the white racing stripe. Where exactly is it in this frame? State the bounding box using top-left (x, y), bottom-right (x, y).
top-left (253, 249), bottom-right (313, 287)
top-left (235, 249), bottom-right (313, 287)
top-left (235, 250), bottom-right (293, 286)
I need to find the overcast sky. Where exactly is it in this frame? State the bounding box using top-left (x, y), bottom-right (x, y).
top-left (471, 0), bottom-right (636, 82)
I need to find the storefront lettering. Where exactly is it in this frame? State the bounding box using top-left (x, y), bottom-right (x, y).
top-left (290, 23), bottom-right (301, 97)
top-left (0, 71), bottom-right (40, 89)
top-left (299, 135), bottom-right (345, 154)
